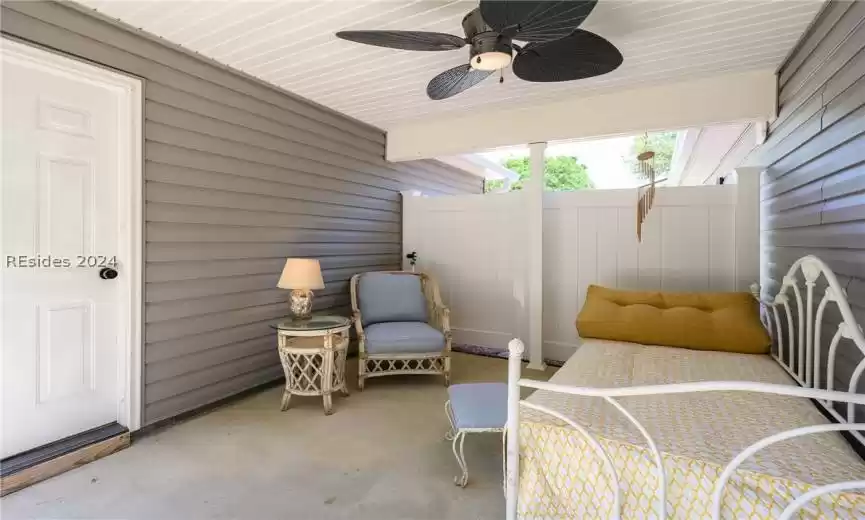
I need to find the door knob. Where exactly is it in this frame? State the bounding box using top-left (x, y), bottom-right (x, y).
top-left (99, 267), bottom-right (118, 280)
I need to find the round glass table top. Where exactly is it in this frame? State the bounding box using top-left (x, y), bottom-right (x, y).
top-left (270, 314), bottom-right (351, 332)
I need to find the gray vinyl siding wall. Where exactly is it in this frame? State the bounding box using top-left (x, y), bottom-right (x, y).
top-left (757, 1), bottom-right (865, 398)
top-left (1, 1), bottom-right (482, 425)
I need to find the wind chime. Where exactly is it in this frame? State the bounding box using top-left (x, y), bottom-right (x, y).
top-left (634, 133), bottom-right (656, 242)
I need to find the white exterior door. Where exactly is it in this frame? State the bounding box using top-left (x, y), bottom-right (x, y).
top-left (1, 39), bottom-right (142, 458)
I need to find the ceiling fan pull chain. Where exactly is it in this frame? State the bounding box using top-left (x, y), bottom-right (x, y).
top-left (499, 68), bottom-right (504, 84)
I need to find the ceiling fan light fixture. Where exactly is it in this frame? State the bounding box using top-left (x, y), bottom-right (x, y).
top-left (468, 29), bottom-right (513, 72)
top-left (471, 51), bottom-right (512, 71)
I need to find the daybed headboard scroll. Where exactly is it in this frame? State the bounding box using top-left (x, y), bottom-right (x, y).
top-left (759, 255), bottom-right (865, 444)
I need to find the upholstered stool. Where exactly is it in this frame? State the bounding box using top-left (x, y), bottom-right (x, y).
top-left (444, 382), bottom-right (508, 487)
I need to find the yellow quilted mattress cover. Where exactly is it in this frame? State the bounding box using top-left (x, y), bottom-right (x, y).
top-left (519, 340), bottom-right (865, 519)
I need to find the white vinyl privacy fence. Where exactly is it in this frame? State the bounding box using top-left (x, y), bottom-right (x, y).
top-left (403, 177), bottom-right (760, 362)
top-left (403, 191), bottom-right (529, 353)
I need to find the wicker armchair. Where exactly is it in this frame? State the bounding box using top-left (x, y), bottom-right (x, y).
top-left (350, 271), bottom-right (451, 389)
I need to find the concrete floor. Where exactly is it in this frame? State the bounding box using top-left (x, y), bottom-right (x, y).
top-left (2, 353), bottom-right (556, 520)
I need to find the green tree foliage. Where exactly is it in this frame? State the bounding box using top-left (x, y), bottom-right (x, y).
top-left (484, 156), bottom-right (593, 193)
top-left (630, 131), bottom-right (678, 175)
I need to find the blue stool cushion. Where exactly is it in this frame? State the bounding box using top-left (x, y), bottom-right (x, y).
top-left (448, 383), bottom-right (508, 430)
top-left (364, 322), bottom-right (445, 354)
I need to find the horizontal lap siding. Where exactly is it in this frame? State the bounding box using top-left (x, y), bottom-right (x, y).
top-left (758, 1), bottom-right (865, 397)
top-left (1, 1), bottom-right (482, 425)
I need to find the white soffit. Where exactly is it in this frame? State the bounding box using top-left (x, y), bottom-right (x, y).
top-left (438, 154), bottom-right (519, 180)
top-left (675, 123), bottom-right (757, 186)
top-left (77, 0), bottom-right (824, 131)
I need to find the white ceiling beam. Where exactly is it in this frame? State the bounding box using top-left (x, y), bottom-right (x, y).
top-left (386, 69), bottom-right (777, 162)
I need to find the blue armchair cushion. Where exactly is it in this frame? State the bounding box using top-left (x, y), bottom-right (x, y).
top-left (448, 383), bottom-right (508, 430)
top-left (364, 322), bottom-right (445, 355)
top-left (358, 272), bottom-right (428, 326)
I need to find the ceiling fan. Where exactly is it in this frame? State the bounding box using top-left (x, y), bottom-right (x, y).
top-left (335, 1), bottom-right (622, 100)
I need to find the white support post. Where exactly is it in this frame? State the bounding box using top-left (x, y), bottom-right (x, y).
top-left (505, 339), bottom-right (525, 520)
top-left (527, 142), bottom-right (546, 371)
top-left (732, 166), bottom-right (761, 292)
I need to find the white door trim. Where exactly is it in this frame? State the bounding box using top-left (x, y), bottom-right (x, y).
top-left (2, 37), bottom-right (144, 431)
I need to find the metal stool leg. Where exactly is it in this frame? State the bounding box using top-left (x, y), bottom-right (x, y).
top-left (444, 400), bottom-right (457, 441)
top-left (452, 431), bottom-right (468, 487)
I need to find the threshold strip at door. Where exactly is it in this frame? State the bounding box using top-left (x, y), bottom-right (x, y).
top-left (1, 422), bottom-right (129, 496)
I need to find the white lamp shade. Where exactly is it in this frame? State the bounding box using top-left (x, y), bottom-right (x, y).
top-left (277, 258), bottom-right (324, 290)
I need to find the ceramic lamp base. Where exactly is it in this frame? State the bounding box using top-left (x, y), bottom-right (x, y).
top-left (289, 289), bottom-right (314, 320)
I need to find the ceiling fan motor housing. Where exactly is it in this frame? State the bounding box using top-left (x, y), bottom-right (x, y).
top-left (462, 8), bottom-right (513, 68)
top-left (461, 7), bottom-right (490, 39)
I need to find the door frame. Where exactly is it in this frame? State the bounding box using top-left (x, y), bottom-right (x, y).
top-left (2, 37), bottom-right (144, 431)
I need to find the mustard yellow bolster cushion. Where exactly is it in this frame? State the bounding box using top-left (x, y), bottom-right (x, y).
top-left (576, 285), bottom-right (770, 354)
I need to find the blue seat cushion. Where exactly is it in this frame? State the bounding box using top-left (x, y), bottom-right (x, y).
top-left (358, 272), bottom-right (428, 326)
top-left (448, 383), bottom-right (508, 430)
top-left (364, 322), bottom-right (445, 355)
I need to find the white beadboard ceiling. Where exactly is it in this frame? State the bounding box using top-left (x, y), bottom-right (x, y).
top-left (78, 0), bottom-right (824, 130)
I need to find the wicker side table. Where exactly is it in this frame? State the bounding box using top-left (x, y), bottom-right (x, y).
top-left (270, 315), bottom-right (351, 415)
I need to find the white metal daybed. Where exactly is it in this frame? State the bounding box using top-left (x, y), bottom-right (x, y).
top-left (504, 255), bottom-right (865, 519)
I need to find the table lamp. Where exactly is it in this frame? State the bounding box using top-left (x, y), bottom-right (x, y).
top-left (277, 258), bottom-right (325, 320)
